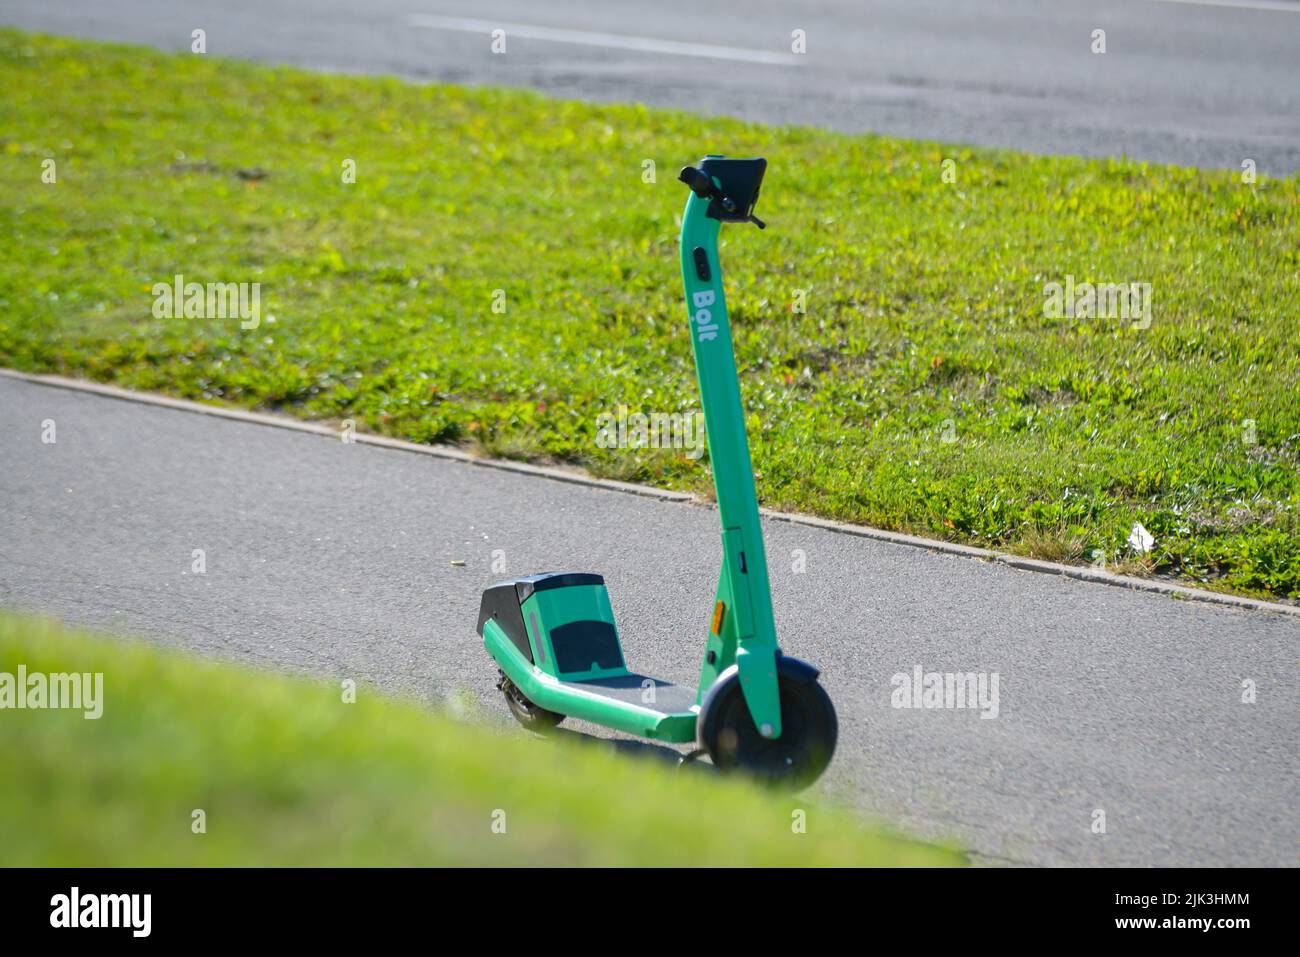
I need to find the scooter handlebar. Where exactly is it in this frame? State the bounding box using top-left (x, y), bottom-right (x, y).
top-left (678, 165), bottom-right (716, 199)
top-left (678, 161), bottom-right (767, 229)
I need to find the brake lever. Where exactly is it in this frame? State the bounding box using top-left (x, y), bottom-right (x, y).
top-left (708, 190), bottom-right (767, 229)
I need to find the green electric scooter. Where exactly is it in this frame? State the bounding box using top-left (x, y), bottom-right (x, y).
top-left (477, 156), bottom-right (837, 789)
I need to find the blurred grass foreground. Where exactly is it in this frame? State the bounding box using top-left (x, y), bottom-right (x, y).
top-left (0, 613), bottom-right (963, 866)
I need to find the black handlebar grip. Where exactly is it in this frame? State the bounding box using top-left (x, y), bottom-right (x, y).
top-left (678, 166), bottom-right (715, 199)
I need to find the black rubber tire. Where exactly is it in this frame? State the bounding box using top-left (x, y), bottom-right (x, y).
top-left (498, 672), bottom-right (565, 732)
top-left (699, 671), bottom-right (837, 791)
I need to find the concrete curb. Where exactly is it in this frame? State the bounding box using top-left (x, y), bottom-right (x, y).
top-left (4, 367), bottom-right (1297, 620)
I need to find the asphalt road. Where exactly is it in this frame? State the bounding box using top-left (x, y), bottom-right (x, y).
top-left (4, 0), bottom-right (1300, 173)
top-left (2, 375), bottom-right (1296, 866)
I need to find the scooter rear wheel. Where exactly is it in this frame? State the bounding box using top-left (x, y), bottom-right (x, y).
top-left (497, 671), bottom-right (565, 732)
top-left (698, 667), bottom-right (837, 790)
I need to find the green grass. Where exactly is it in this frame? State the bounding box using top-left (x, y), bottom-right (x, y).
top-left (1, 30), bottom-right (1298, 599)
top-left (0, 613), bottom-right (961, 866)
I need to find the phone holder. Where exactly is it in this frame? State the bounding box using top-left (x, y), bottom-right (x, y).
top-left (679, 156), bottom-right (767, 228)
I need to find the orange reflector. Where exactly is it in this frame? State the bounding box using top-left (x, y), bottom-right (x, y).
top-left (710, 600), bottom-right (726, 635)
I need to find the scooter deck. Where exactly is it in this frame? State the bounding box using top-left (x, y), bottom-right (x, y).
top-left (484, 617), bottom-right (699, 742)
top-left (539, 670), bottom-right (699, 743)
top-left (557, 674), bottom-right (698, 714)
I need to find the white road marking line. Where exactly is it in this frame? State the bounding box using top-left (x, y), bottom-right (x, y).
top-left (1149, 0), bottom-right (1300, 12)
top-left (407, 14), bottom-right (802, 65)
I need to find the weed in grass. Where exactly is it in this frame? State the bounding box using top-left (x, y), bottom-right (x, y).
top-left (1012, 524), bottom-right (1091, 565)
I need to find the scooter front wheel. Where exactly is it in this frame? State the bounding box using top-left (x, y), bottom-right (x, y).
top-left (497, 671), bottom-right (565, 733)
top-left (698, 662), bottom-right (837, 790)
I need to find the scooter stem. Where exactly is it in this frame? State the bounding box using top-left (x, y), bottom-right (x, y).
top-left (678, 159), bottom-right (783, 738)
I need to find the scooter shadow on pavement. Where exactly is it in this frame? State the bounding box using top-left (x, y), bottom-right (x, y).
top-left (549, 726), bottom-right (717, 775)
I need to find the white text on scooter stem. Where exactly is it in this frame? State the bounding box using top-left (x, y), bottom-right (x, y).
top-left (691, 289), bottom-right (719, 342)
